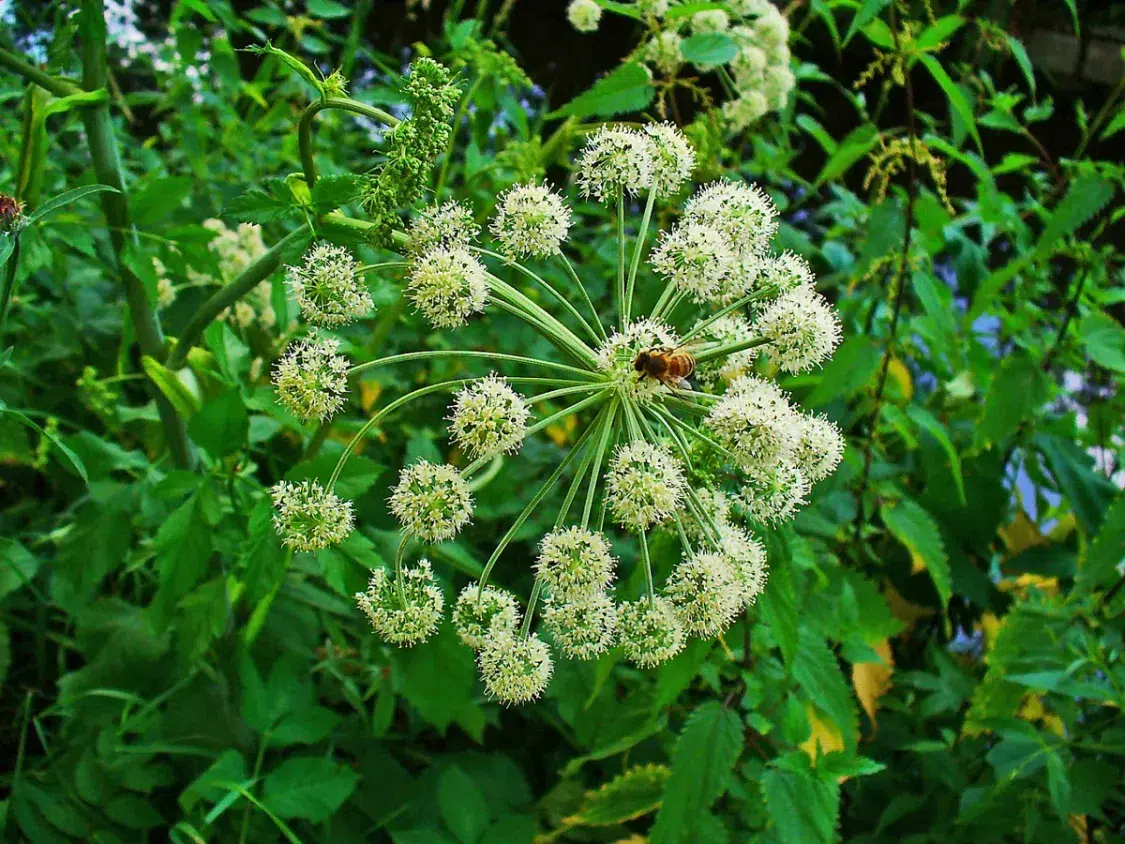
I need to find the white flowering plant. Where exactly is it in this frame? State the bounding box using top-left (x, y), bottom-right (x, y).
top-left (268, 122), bottom-right (843, 703)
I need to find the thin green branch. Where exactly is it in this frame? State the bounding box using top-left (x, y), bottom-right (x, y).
top-left (298, 96), bottom-right (401, 188)
top-left (625, 189), bottom-right (656, 323)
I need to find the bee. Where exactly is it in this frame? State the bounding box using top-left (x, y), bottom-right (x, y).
top-left (633, 345), bottom-right (696, 390)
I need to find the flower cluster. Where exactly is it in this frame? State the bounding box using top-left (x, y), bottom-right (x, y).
top-left (268, 120), bottom-right (843, 705)
top-left (285, 243), bottom-right (373, 328)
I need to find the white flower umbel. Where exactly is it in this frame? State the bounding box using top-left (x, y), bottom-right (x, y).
top-left (535, 526), bottom-right (616, 599)
top-left (389, 460), bottom-right (474, 542)
top-left (605, 441), bottom-right (686, 530)
top-left (695, 315), bottom-right (759, 387)
top-left (649, 222), bottom-right (734, 303)
top-left (643, 123), bottom-right (696, 199)
top-left (731, 45), bottom-right (767, 83)
top-left (448, 375), bottom-right (530, 460)
top-left (683, 180), bottom-right (779, 263)
top-left (577, 127), bottom-right (655, 202)
top-left (408, 200), bottom-right (478, 255)
top-left (761, 63), bottom-right (796, 111)
top-left (664, 552), bottom-right (741, 637)
top-left (355, 559), bottom-right (445, 646)
top-left (477, 628), bottom-right (554, 704)
top-left (718, 524), bottom-right (769, 606)
top-left (270, 480), bottom-right (354, 552)
top-left (273, 334), bottom-right (349, 422)
top-left (792, 412), bottom-right (845, 484)
top-left (286, 243), bottom-right (372, 328)
top-left (755, 284), bottom-right (842, 373)
top-left (597, 318), bottom-right (681, 401)
top-left (618, 596), bottom-right (685, 667)
top-left (683, 487), bottom-right (734, 541)
top-left (706, 376), bottom-right (798, 475)
top-left (452, 584), bottom-right (520, 649)
top-left (407, 246), bottom-right (489, 329)
top-left (566, 0), bottom-right (602, 32)
top-left (738, 462), bottom-right (810, 524)
top-left (542, 592), bottom-right (618, 660)
top-left (761, 250), bottom-right (815, 294)
top-left (491, 183), bottom-right (571, 258)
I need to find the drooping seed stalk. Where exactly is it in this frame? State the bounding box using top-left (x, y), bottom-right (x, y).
top-left (625, 189), bottom-right (656, 324)
top-left (558, 253), bottom-right (607, 341)
top-left (348, 349), bottom-right (600, 380)
top-left (473, 246), bottom-right (602, 346)
top-left (298, 97), bottom-right (401, 188)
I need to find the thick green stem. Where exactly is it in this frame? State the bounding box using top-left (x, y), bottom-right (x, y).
top-left (348, 349), bottom-right (599, 380)
top-left (486, 273), bottom-right (598, 367)
top-left (167, 225), bottom-right (311, 370)
top-left (298, 97), bottom-right (401, 188)
top-left (582, 399), bottom-right (618, 529)
top-left (693, 335), bottom-right (770, 365)
top-left (79, 0), bottom-right (191, 468)
top-left (0, 46), bottom-right (82, 97)
top-left (625, 190), bottom-right (656, 323)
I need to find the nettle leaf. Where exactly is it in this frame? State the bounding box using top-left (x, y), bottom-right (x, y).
top-left (154, 493), bottom-right (213, 619)
top-left (972, 353), bottom-right (1049, 451)
top-left (1037, 434), bottom-right (1117, 536)
top-left (437, 765), bottom-right (490, 844)
top-left (1080, 312), bottom-right (1125, 372)
top-left (906, 405), bottom-right (965, 505)
top-left (759, 557), bottom-right (799, 666)
top-left (680, 33), bottom-right (738, 68)
top-left (310, 173), bottom-right (365, 211)
top-left (262, 756), bottom-right (359, 822)
top-left (548, 63), bottom-right (654, 119)
top-left (224, 179), bottom-right (302, 224)
top-left (188, 388), bottom-right (249, 459)
top-left (762, 752), bottom-right (840, 844)
top-left (285, 451), bottom-right (385, 499)
top-left (565, 764), bottom-right (669, 827)
top-left (649, 702), bottom-right (743, 844)
top-left (880, 497), bottom-right (951, 610)
top-left (792, 626), bottom-right (859, 749)
top-left (1075, 492), bottom-right (1125, 594)
top-left (131, 176), bottom-right (194, 224)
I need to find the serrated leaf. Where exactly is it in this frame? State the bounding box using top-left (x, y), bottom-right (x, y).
top-left (437, 766), bottom-right (489, 844)
top-left (310, 173), bottom-right (364, 211)
top-left (188, 389), bottom-right (249, 459)
top-left (262, 757), bottom-right (359, 822)
top-left (851, 639), bottom-right (894, 732)
top-left (548, 63), bottom-right (654, 119)
top-left (285, 452), bottom-right (384, 499)
top-left (680, 33), bottom-right (738, 67)
top-left (650, 702), bottom-right (743, 844)
top-left (792, 627), bottom-right (858, 749)
top-left (806, 336), bottom-right (882, 407)
top-left (1075, 492), bottom-right (1125, 594)
top-left (881, 497), bottom-right (951, 609)
top-left (154, 494), bottom-right (213, 618)
top-left (1080, 312), bottom-right (1125, 372)
top-left (1037, 434), bottom-right (1117, 536)
top-left (762, 753), bottom-right (839, 844)
top-left (972, 353), bottom-right (1049, 451)
top-left (759, 557), bottom-right (798, 666)
top-left (131, 176), bottom-right (194, 224)
top-left (905, 405), bottom-right (965, 505)
top-left (223, 180), bottom-right (300, 224)
top-left (566, 765), bottom-right (670, 826)
top-left (245, 42), bottom-right (324, 94)
top-left (24, 185), bottom-right (119, 225)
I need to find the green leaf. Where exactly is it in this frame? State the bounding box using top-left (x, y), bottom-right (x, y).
top-left (307, 0), bottom-right (351, 17)
top-left (1037, 434), bottom-right (1117, 536)
top-left (285, 452), bottom-right (384, 499)
top-left (271, 706), bottom-right (341, 746)
top-left (1080, 312), bottom-right (1125, 372)
top-left (806, 337), bottom-right (882, 407)
top-left (650, 702), bottom-right (743, 844)
top-left (154, 494), bottom-right (213, 617)
top-left (844, 0), bottom-right (890, 46)
top-left (880, 497), bottom-right (951, 609)
top-left (762, 752), bottom-right (839, 844)
top-left (1005, 34), bottom-right (1036, 95)
top-left (131, 176), bottom-right (194, 224)
top-left (262, 757), bottom-right (359, 822)
top-left (224, 179), bottom-right (301, 224)
top-left (905, 405), bottom-right (965, 505)
top-left (1100, 108), bottom-right (1125, 141)
top-left (548, 63), bottom-right (654, 119)
top-left (24, 185), bottom-right (120, 225)
top-left (915, 15), bottom-right (966, 50)
top-left (812, 123), bottom-right (878, 187)
top-left (679, 33), bottom-right (738, 68)
top-left (918, 53), bottom-right (981, 153)
top-left (437, 766), bottom-right (490, 844)
top-left (759, 556), bottom-right (799, 666)
top-left (143, 355), bottom-right (202, 418)
top-left (188, 389), bottom-right (249, 459)
top-left (244, 42), bottom-right (324, 94)
top-left (40, 87), bottom-right (109, 118)
top-left (565, 764), bottom-right (669, 826)
top-left (972, 353), bottom-right (1049, 451)
top-left (1075, 492), bottom-right (1125, 594)
top-left (792, 627), bottom-right (858, 748)
top-left (0, 404), bottom-right (88, 482)
top-left (310, 173), bottom-right (364, 210)
top-left (663, 2), bottom-right (726, 20)
top-left (393, 623), bottom-right (476, 731)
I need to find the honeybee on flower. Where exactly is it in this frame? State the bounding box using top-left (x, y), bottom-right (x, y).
top-left (269, 122), bottom-right (843, 705)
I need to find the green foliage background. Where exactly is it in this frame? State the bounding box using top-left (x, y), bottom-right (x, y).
top-left (1, 0), bottom-right (1124, 841)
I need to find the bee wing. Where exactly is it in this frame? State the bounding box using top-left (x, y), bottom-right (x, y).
top-left (673, 377), bottom-right (693, 392)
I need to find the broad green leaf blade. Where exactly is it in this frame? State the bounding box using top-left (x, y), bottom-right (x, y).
top-left (547, 63), bottom-right (654, 119)
top-left (188, 389), bottom-right (249, 459)
top-left (906, 405), bottom-right (965, 505)
top-left (918, 53), bottom-right (982, 153)
top-left (972, 353), bottom-right (1050, 452)
top-left (262, 756), bottom-right (359, 822)
top-left (1074, 492), bottom-right (1125, 594)
top-left (680, 33), bottom-right (738, 68)
top-left (1080, 312), bottom-right (1125, 373)
top-left (437, 766), bottom-right (490, 844)
top-left (880, 497), bottom-right (951, 609)
top-left (650, 702), bottom-right (743, 844)
top-left (844, 0), bottom-right (890, 46)
top-left (792, 627), bottom-right (858, 748)
top-left (1037, 434), bottom-right (1117, 536)
top-left (565, 764), bottom-right (669, 826)
top-left (762, 752), bottom-right (840, 844)
top-left (812, 123), bottom-right (878, 187)
top-left (0, 404), bottom-right (88, 483)
top-left (24, 184), bottom-right (120, 225)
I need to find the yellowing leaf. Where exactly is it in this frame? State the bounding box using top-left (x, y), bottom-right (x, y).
top-left (998, 509), bottom-right (1046, 556)
top-left (1069, 813), bottom-right (1088, 843)
top-left (359, 380), bottom-right (382, 412)
top-left (1019, 694), bottom-right (1066, 737)
top-left (979, 612), bottom-right (1003, 651)
top-left (887, 357), bottom-right (913, 402)
top-left (884, 580), bottom-right (935, 627)
top-left (800, 704), bottom-right (844, 762)
top-left (852, 639), bottom-right (894, 733)
top-left (546, 414), bottom-right (578, 447)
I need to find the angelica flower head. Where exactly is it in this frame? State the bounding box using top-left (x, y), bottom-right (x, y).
top-left (448, 375), bottom-right (530, 460)
top-left (605, 441), bottom-right (687, 531)
top-left (755, 284), bottom-right (842, 373)
top-left (706, 376), bottom-right (798, 475)
top-left (567, 0), bottom-right (602, 32)
top-left (618, 596), bottom-right (685, 667)
top-left (286, 243), bottom-right (373, 328)
top-left (408, 200), bottom-right (479, 255)
top-left (738, 462), bottom-right (810, 524)
top-left (273, 334), bottom-right (349, 422)
top-left (452, 583), bottom-right (520, 649)
top-left (596, 318), bottom-right (681, 401)
top-left (645, 31), bottom-right (684, 75)
top-left (650, 222), bottom-right (734, 303)
top-left (577, 126), bottom-right (655, 202)
top-left (389, 460), bottom-right (474, 542)
top-left (719, 524), bottom-right (769, 605)
top-left (643, 123), bottom-right (696, 199)
top-left (762, 250), bottom-right (815, 294)
top-left (664, 552), bottom-right (741, 637)
top-left (683, 180), bottom-right (779, 263)
top-left (535, 526), bottom-right (617, 598)
top-left (491, 183), bottom-right (571, 258)
top-left (355, 559), bottom-right (445, 646)
top-left (271, 480), bottom-right (354, 552)
top-left (407, 246), bottom-right (489, 329)
top-left (477, 628), bottom-right (553, 704)
top-left (542, 592), bottom-right (618, 660)
top-left (792, 412), bottom-right (845, 483)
